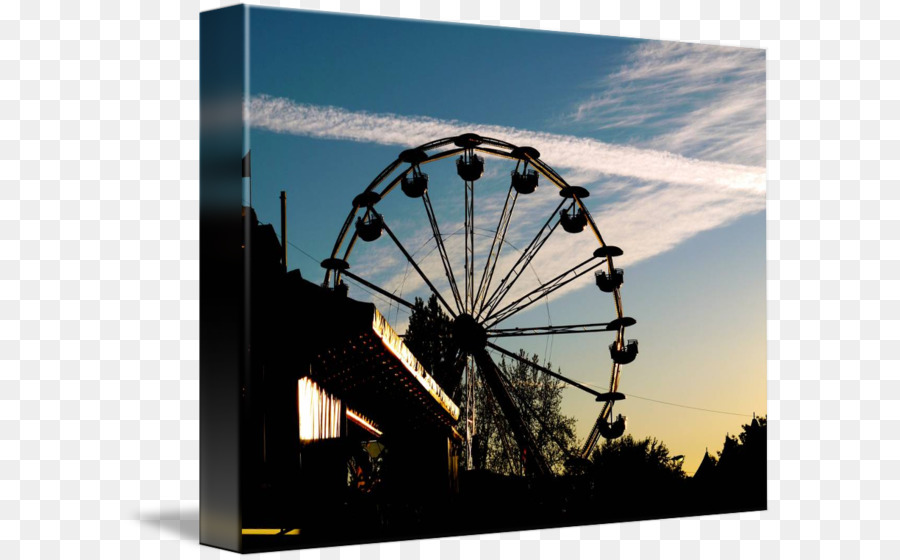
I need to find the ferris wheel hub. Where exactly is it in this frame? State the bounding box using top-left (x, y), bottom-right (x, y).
top-left (452, 313), bottom-right (487, 353)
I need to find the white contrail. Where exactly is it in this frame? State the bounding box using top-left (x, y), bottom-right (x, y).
top-left (246, 95), bottom-right (765, 192)
top-left (246, 94), bottom-right (765, 316)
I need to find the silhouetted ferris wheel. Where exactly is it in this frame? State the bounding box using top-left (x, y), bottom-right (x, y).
top-left (321, 133), bottom-right (638, 474)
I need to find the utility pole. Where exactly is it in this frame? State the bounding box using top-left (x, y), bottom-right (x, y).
top-left (280, 190), bottom-right (287, 272)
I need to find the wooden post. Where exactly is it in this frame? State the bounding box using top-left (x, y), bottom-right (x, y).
top-left (280, 190), bottom-right (287, 272)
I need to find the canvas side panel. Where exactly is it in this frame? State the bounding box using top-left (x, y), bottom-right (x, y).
top-left (199, 4), bottom-right (247, 553)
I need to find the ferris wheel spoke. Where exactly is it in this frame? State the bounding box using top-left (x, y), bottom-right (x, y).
top-left (339, 269), bottom-right (416, 310)
top-left (480, 198), bottom-right (567, 319)
top-left (488, 352), bottom-right (580, 462)
top-left (472, 349), bottom-right (550, 476)
top-left (485, 342), bottom-right (609, 401)
top-left (422, 191), bottom-right (464, 314)
top-left (486, 321), bottom-right (618, 338)
top-left (485, 386), bottom-right (528, 475)
top-left (464, 354), bottom-right (476, 470)
top-left (485, 256), bottom-right (606, 329)
top-left (474, 184), bottom-right (518, 317)
top-left (380, 219), bottom-right (457, 318)
top-left (464, 179), bottom-right (475, 313)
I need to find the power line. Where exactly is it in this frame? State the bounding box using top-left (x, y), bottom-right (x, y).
top-left (285, 239), bottom-right (320, 266)
top-left (284, 238), bottom-right (404, 312)
top-left (532, 370), bottom-right (754, 418)
top-left (344, 279), bottom-right (405, 311)
top-left (619, 393), bottom-right (754, 418)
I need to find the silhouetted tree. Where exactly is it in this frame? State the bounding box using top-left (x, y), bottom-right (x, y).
top-left (403, 295), bottom-right (458, 395)
top-left (591, 434), bottom-right (687, 483)
top-left (475, 350), bottom-right (577, 475)
top-left (714, 415), bottom-right (767, 509)
top-left (716, 415), bottom-right (766, 473)
top-left (583, 434), bottom-right (688, 518)
top-left (404, 295), bottom-right (577, 476)
top-left (689, 415), bottom-right (767, 514)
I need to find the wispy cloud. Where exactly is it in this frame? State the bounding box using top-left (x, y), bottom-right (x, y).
top-left (334, 171), bottom-right (763, 325)
top-left (247, 95), bottom-right (765, 192)
top-left (248, 94), bottom-right (765, 323)
top-left (570, 41), bottom-right (765, 167)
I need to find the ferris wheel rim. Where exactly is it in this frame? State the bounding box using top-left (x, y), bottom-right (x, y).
top-left (320, 133), bottom-right (633, 465)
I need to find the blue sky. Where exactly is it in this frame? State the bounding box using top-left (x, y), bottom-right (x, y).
top-left (244, 7), bottom-right (766, 473)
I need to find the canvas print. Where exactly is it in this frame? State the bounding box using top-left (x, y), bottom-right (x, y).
top-left (200, 5), bottom-right (766, 553)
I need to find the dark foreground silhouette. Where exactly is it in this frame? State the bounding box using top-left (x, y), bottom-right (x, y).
top-left (237, 210), bottom-right (765, 551)
top-left (244, 418), bottom-right (766, 551)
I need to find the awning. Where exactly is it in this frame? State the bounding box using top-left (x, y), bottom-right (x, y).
top-left (299, 280), bottom-right (460, 432)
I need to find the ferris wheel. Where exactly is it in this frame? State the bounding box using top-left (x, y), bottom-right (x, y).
top-left (321, 133), bottom-right (638, 474)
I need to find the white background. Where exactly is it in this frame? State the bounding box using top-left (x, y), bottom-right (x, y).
top-left (0, 0), bottom-right (897, 558)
